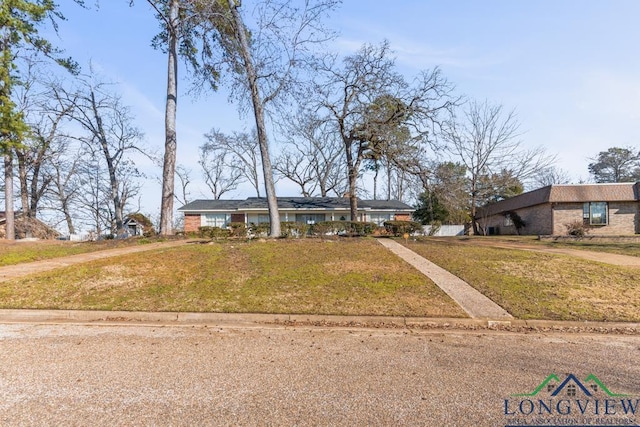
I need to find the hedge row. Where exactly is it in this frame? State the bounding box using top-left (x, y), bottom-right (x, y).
top-left (192, 220), bottom-right (422, 239)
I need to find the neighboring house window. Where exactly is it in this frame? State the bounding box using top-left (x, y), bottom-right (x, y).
top-left (583, 202), bottom-right (608, 225)
top-left (257, 214), bottom-right (270, 224)
top-left (369, 213), bottom-right (393, 226)
top-left (295, 214), bottom-right (325, 224)
top-left (203, 214), bottom-right (230, 228)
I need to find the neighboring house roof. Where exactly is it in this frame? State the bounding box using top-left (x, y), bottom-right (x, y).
top-left (0, 211), bottom-right (22, 225)
top-left (479, 182), bottom-right (640, 217)
top-left (0, 212), bottom-right (60, 239)
top-left (178, 197), bottom-right (414, 212)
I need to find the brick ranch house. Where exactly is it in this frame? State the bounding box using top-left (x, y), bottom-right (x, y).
top-left (178, 197), bottom-right (415, 233)
top-left (476, 182), bottom-right (640, 236)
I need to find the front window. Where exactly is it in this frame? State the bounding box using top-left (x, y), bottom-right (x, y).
top-left (583, 202), bottom-right (608, 225)
top-left (369, 213), bottom-right (393, 226)
top-left (295, 214), bottom-right (325, 225)
top-left (203, 213), bottom-right (230, 228)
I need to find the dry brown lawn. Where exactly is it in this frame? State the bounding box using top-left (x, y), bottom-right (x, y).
top-left (404, 238), bottom-right (640, 321)
top-left (0, 239), bottom-right (466, 318)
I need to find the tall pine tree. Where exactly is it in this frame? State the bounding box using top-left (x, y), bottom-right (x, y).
top-left (1, 0), bottom-right (78, 239)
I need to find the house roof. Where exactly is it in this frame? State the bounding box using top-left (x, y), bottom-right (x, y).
top-left (479, 182), bottom-right (640, 217)
top-left (0, 211), bottom-right (22, 225)
top-left (178, 197), bottom-right (414, 212)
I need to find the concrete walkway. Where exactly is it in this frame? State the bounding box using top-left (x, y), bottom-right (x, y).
top-left (377, 239), bottom-right (513, 320)
top-left (0, 240), bottom-right (189, 282)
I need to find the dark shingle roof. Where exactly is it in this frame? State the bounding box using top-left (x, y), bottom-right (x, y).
top-left (178, 197), bottom-right (414, 212)
top-left (177, 200), bottom-right (245, 211)
top-left (480, 182), bottom-right (640, 216)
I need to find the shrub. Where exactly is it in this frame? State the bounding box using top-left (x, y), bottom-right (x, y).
top-left (565, 220), bottom-right (589, 238)
top-left (228, 222), bottom-right (247, 238)
top-left (310, 221), bottom-right (340, 238)
top-left (384, 220), bottom-right (423, 236)
top-left (249, 223), bottom-right (271, 238)
top-left (281, 222), bottom-right (310, 238)
top-left (310, 221), bottom-right (377, 237)
top-left (198, 226), bottom-right (230, 240)
top-left (505, 211), bottom-right (526, 235)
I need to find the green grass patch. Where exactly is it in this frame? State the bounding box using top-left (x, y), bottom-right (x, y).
top-left (403, 238), bottom-right (640, 321)
top-left (0, 239), bottom-right (466, 318)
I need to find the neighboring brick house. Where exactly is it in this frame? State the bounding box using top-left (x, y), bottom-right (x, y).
top-left (178, 197), bottom-right (415, 233)
top-left (476, 182), bottom-right (640, 236)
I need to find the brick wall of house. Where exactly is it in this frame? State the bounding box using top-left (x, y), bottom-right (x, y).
top-left (481, 204), bottom-right (553, 235)
top-left (552, 203), bottom-right (582, 235)
top-left (395, 213), bottom-right (411, 221)
top-left (553, 202), bottom-right (639, 235)
top-left (184, 214), bottom-right (201, 233)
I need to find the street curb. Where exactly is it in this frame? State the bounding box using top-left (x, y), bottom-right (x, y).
top-left (0, 309), bottom-right (638, 334)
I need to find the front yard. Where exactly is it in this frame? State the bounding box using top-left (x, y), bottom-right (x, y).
top-left (402, 238), bottom-right (640, 321)
top-left (0, 239), bottom-right (465, 318)
top-left (1, 236), bottom-right (639, 322)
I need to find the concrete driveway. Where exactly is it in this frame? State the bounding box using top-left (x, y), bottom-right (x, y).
top-left (0, 324), bottom-right (638, 426)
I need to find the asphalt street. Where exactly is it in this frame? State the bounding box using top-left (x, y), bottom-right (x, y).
top-left (0, 324), bottom-right (639, 426)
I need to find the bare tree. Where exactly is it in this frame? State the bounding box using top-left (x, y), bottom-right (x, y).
top-left (11, 60), bottom-right (76, 219)
top-left (313, 41), bottom-right (456, 220)
top-left (275, 110), bottom-right (346, 197)
top-left (533, 166), bottom-right (572, 187)
top-left (174, 164), bottom-right (192, 206)
top-left (48, 140), bottom-right (82, 234)
top-left (202, 129), bottom-right (261, 196)
top-left (444, 100), bottom-right (555, 234)
top-left (198, 143), bottom-right (244, 200)
top-left (53, 77), bottom-right (146, 236)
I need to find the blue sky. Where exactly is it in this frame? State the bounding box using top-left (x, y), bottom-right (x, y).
top-left (51, 0), bottom-right (640, 215)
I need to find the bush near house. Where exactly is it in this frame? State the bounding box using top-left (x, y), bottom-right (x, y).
top-left (196, 220), bottom-right (380, 239)
top-left (198, 226), bottom-right (230, 239)
top-left (280, 222), bottom-right (310, 238)
top-left (228, 222), bottom-right (247, 237)
top-left (565, 220), bottom-right (590, 238)
top-left (311, 221), bottom-right (377, 237)
top-left (505, 211), bottom-right (526, 235)
top-left (383, 220), bottom-right (422, 236)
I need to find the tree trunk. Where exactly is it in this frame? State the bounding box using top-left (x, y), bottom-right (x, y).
top-left (345, 150), bottom-right (358, 221)
top-left (228, 0), bottom-right (280, 237)
top-left (60, 193), bottom-right (75, 235)
top-left (373, 162), bottom-right (378, 200)
top-left (159, 0), bottom-right (179, 236)
top-left (470, 192), bottom-right (480, 235)
top-left (89, 90), bottom-right (124, 235)
top-left (15, 150), bottom-right (30, 217)
top-left (4, 153), bottom-right (15, 240)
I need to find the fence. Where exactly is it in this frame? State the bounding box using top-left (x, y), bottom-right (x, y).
top-left (421, 224), bottom-right (466, 236)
